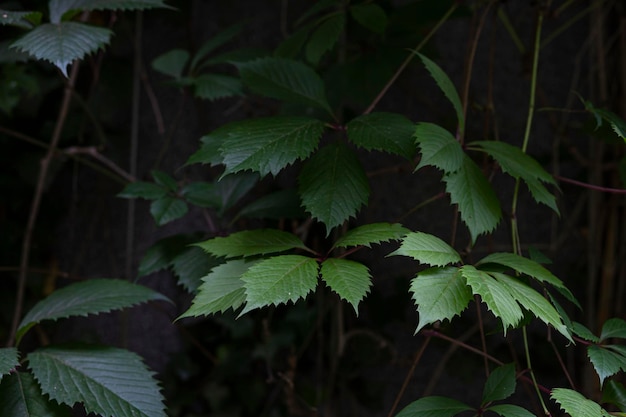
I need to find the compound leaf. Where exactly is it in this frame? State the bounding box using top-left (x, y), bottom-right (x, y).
top-left (600, 318), bottom-right (626, 341)
top-left (193, 74), bottom-right (243, 100)
top-left (390, 231), bottom-right (461, 266)
top-left (0, 348), bottom-right (19, 381)
top-left (414, 122), bottom-right (464, 172)
top-left (305, 13), bottom-right (344, 65)
top-left (395, 396), bottom-right (473, 417)
top-left (28, 345), bottom-right (166, 417)
top-left (551, 388), bottom-right (611, 417)
top-left (482, 363), bottom-right (516, 405)
top-left (332, 222), bottom-right (409, 249)
top-left (587, 345), bottom-right (626, 387)
top-left (347, 112), bottom-right (415, 159)
top-left (0, 372), bottom-right (71, 417)
top-left (195, 229), bottom-right (310, 258)
top-left (349, 4), bottom-right (387, 34)
top-left (320, 258), bottom-right (371, 314)
top-left (486, 404), bottom-right (535, 417)
top-left (149, 196), bottom-right (188, 226)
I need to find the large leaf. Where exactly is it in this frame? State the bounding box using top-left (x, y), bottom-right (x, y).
top-left (11, 22), bottom-right (111, 76)
top-left (482, 363), bottom-right (516, 405)
top-left (305, 13), bottom-right (344, 65)
top-left (241, 255), bottom-right (319, 314)
top-left (551, 388), bottom-right (611, 417)
top-left (587, 345), bottom-right (626, 387)
top-left (349, 3), bottom-right (387, 34)
top-left (443, 155), bottom-right (501, 242)
top-left (409, 267), bottom-right (472, 334)
top-left (600, 318), bottom-right (626, 341)
top-left (237, 57), bottom-right (332, 113)
top-left (28, 346), bottom-right (166, 417)
top-left (414, 122), bottom-right (464, 173)
top-left (390, 231), bottom-right (461, 266)
top-left (194, 229), bottom-right (310, 258)
top-left (149, 196), bottom-right (188, 226)
top-left (220, 116), bottom-right (325, 177)
top-left (486, 404), bottom-right (535, 417)
top-left (347, 112), bottom-right (416, 159)
top-left (320, 258), bottom-right (371, 314)
top-left (0, 372), bottom-right (71, 417)
top-left (395, 396), bottom-right (472, 417)
top-left (193, 74), bottom-right (243, 100)
top-left (0, 348), bottom-right (19, 381)
top-left (17, 279), bottom-right (170, 343)
top-left (332, 222), bottom-right (409, 249)
top-left (299, 142), bottom-right (369, 233)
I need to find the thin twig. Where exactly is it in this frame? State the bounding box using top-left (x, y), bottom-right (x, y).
top-left (554, 174), bottom-right (626, 194)
top-left (64, 146), bottom-right (136, 182)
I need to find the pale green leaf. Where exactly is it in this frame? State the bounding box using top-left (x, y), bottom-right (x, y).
top-left (320, 258), bottom-right (371, 314)
top-left (194, 229), bottom-right (309, 258)
top-left (444, 155), bottom-right (501, 242)
top-left (409, 267), bottom-right (472, 334)
top-left (588, 345), bottom-right (626, 387)
top-left (347, 112), bottom-right (416, 159)
top-left (238, 57), bottom-right (332, 113)
top-left (461, 265), bottom-right (523, 334)
top-left (190, 22), bottom-right (244, 70)
top-left (170, 247), bottom-right (219, 293)
top-left (476, 252), bottom-right (565, 289)
top-left (0, 372), bottom-right (71, 417)
top-left (17, 279), bottom-right (170, 343)
top-left (149, 196), bottom-right (188, 226)
top-left (0, 348), bottom-right (19, 381)
top-left (395, 396), bottom-right (473, 417)
top-left (390, 231), bottom-right (461, 266)
top-left (11, 22), bottom-right (111, 76)
top-left (151, 49), bottom-right (189, 79)
top-left (236, 189), bottom-right (305, 220)
top-left (178, 260), bottom-right (252, 317)
top-left (551, 388), bottom-right (611, 417)
top-left (241, 255), bottom-right (319, 313)
top-left (193, 74), bottom-right (243, 100)
top-left (572, 322), bottom-right (600, 343)
top-left (414, 122), bottom-right (464, 172)
top-left (299, 142), bottom-right (369, 234)
top-left (415, 53), bottom-right (464, 134)
top-left (117, 182), bottom-right (167, 200)
top-left (333, 222), bottom-right (409, 249)
top-left (28, 346), bottom-right (166, 417)
top-left (305, 14), bottom-right (344, 65)
top-left (486, 404), bottom-right (535, 417)
top-left (601, 318), bottom-right (626, 341)
top-left (220, 116), bottom-right (324, 177)
top-left (602, 380), bottom-right (626, 411)
top-left (349, 4), bottom-right (387, 34)
top-left (482, 363), bottom-right (516, 405)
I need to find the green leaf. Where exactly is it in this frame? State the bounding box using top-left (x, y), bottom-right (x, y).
top-left (587, 345), bottom-right (626, 387)
top-left (482, 363), bottom-right (516, 405)
top-left (395, 396), bottom-right (473, 417)
top-left (414, 123), bottom-right (464, 172)
top-left (275, 26), bottom-right (310, 58)
top-left (333, 222), bottom-right (409, 249)
top-left (390, 231), bottom-right (461, 266)
top-left (241, 255), bottom-right (319, 314)
top-left (151, 49), bottom-right (189, 79)
top-left (170, 247), bottom-right (219, 293)
top-left (220, 116), bottom-right (325, 177)
top-left (602, 380), bottom-right (626, 411)
top-left (151, 170), bottom-right (177, 191)
top-left (585, 104), bottom-right (626, 143)
top-left (476, 252), bottom-right (565, 289)
top-left (181, 182), bottom-right (219, 208)
top-left (0, 348), bottom-right (19, 381)
top-left (237, 57), bottom-right (332, 114)
top-left (49, 0), bottom-right (171, 23)
top-left (551, 388), bottom-right (611, 417)
top-left (0, 372), bottom-right (71, 417)
top-left (137, 234), bottom-right (192, 277)
top-left (347, 112), bottom-right (416, 159)
top-left (461, 265), bottom-right (523, 334)
top-left (486, 404), bottom-right (535, 417)
top-left (409, 267), bottom-right (472, 334)
top-left (17, 279), bottom-right (170, 343)
top-left (414, 52), bottom-right (464, 134)
top-left (28, 345), bottom-right (166, 417)
top-left (186, 125), bottom-right (233, 166)
top-left (601, 318), bottom-right (626, 341)
top-left (194, 229), bottom-right (310, 258)
top-left (572, 322), bottom-right (600, 343)
top-left (305, 13), bottom-right (344, 65)
top-left (236, 189), bottom-right (305, 220)
top-left (349, 4), bottom-right (387, 34)
top-left (178, 260), bottom-right (252, 317)
top-left (212, 172), bottom-right (259, 214)
top-left (524, 177), bottom-right (559, 214)
top-left (190, 22), bottom-right (244, 71)
top-left (117, 182), bottom-right (168, 200)
top-left (193, 74), bottom-right (243, 100)
top-left (11, 22), bottom-right (111, 76)
top-left (320, 258), bottom-right (371, 314)
top-left (150, 196), bottom-right (188, 226)
top-left (299, 142), bottom-right (369, 234)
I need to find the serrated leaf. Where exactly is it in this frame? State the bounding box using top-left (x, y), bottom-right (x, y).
top-left (193, 74), bottom-right (243, 100)
top-left (333, 222), bottom-right (409, 249)
top-left (170, 247), bottom-right (219, 293)
top-left (150, 196), bottom-right (188, 226)
top-left (181, 182), bottom-right (219, 208)
top-left (179, 260), bottom-right (252, 317)
top-left (194, 229), bottom-right (310, 258)
top-left (601, 318), bottom-right (626, 341)
top-left (0, 372), bottom-right (71, 417)
top-left (28, 346), bottom-right (166, 417)
top-left (151, 170), bottom-right (177, 191)
top-left (482, 363), bottom-right (516, 405)
top-left (414, 122), bottom-right (464, 172)
top-left (305, 13), bottom-right (344, 65)
top-left (117, 182), bottom-right (168, 200)
top-left (390, 231), bottom-right (461, 266)
top-left (551, 388), bottom-right (612, 417)
top-left (0, 10), bottom-right (40, 28)
top-left (414, 53), bottom-right (464, 134)
top-left (395, 396), bottom-right (473, 417)
top-left (347, 112), bottom-right (416, 159)
top-left (241, 255), bottom-right (319, 314)
top-left (190, 22), bottom-right (244, 71)
top-left (151, 49), bottom-right (188, 79)
top-left (299, 142), bottom-right (369, 234)
top-left (602, 380), bottom-right (626, 411)
top-left (524, 177), bottom-right (559, 214)
top-left (349, 4), bottom-right (387, 34)
top-left (476, 252), bottom-right (565, 289)
top-left (572, 322), bottom-right (600, 343)
top-left (49, 0), bottom-right (171, 23)
top-left (11, 22), bottom-right (111, 76)
top-left (461, 265), bottom-right (523, 334)
top-left (220, 116), bottom-right (324, 177)
top-left (444, 155), bottom-right (501, 242)
top-left (17, 279), bottom-right (170, 343)
top-left (236, 189), bottom-right (304, 220)
top-left (320, 258), bottom-right (371, 314)
top-left (237, 57), bottom-right (332, 114)
top-left (186, 125), bottom-right (234, 166)
top-left (588, 345), bottom-right (626, 387)
top-left (409, 267), bottom-right (472, 334)
top-left (486, 404), bottom-right (535, 417)
top-left (0, 348), bottom-right (19, 381)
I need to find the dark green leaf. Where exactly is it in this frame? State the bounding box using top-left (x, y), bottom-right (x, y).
top-left (390, 231), bottom-right (461, 266)
top-left (414, 122), bottom-right (463, 172)
top-left (150, 196), bottom-right (188, 226)
top-left (236, 189), bottom-right (305, 220)
top-left (588, 345), bottom-right (626, 387)
top-left (482, 363), bottom-right (516, 405)
top-left (186, 125), bottom-right (233, 166)
top-left (600, 318), bottom-right (626, 341)
top-left (551, 388), bottom-right (611, 417)
top-left (151, 170), bottom-right (177, 191)
top-left (295, 0), bottom-right (336, 25)
top-left (486, 404), bottom-right (535, 417)
top-left (137, 234), bottom-right (192, 277)
top-left (193, 74), bottom-right (243, 100)
top-left (572, 322), bottom-right (600, 343)
top-left (0, 372), bottom-right (71, 417)
top-left (0, 348), bottom-right (19, 381)
top-left (320, 258), bottom-right (371, 314)
top-left (275, 26), bottom-right (310, 58)
top-left (194, 229), bottom-right (310, 258)
top-left (181, 182), bottom-right (219, 208)
top-left (213, 172), bottom-right (259, 214)
top-left (190, 22), bottom-right (244, 71)
top-left (333, 222), bottom-right (409, 249)
top-left (349, 4), bottom-right (387, 34)
top-left (204, 47), bottom-right (267, 66)
top-left (151, 49), bottom-right (189, 79)
top-left (305, 14), bottom-right (344, 65)
top-left (170, 247), bottom-right (219, 293)
top-left (347, 112), bottom-right (416, 159)
top-left (117, 182), bottom-right (167, 200)
top-left (395, 396), bottom-right (472, 417)
top-left (602, 380), bottom-right (626, 411)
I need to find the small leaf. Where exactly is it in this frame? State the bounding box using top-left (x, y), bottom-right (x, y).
top-left (0, 372), bottom-right (71, 417)
top-left (414, 123), bottom-right (464, 172)
top-left (600, 318), bottom-right (626, 341)
top-left (151, 170), bottom-right (177, 191)
top-left (11, 22), bottom-right (111, 76)
top-left (395, 396), bottom-right (473, 417)
top-left (137, 234), bottom-right (192, 277)
top-left (241, 255), bottom-right (319, 314)
top-left (151, 49), bottom-right (189, 79)
top-left (390, 231), bottom-right (461, 266)
top-left (236, 189), bottom-right (305, 220)
top-left (409, 267), bottom-right (472, 334)
top-left (305, 13), bottom-right (344, 65)
top-left (602, 380), bottom-right (626, 411)
top-left (181, 182), bottom-right (219, 208)
top-left (194, 229), bottom-right (310, 258)
top-left (486, 404), bottom-right (535, 417)
top-left (17, 279), bottom-right (170, 343)
top-left (190, 22), bottom-right (244, 70)
top-left (587, 345), bottom-right (626, 387)
top-left (212, 171), bottom-right (259, 214)
top-left (299, 142), bottom-right (369, 234)
top-left (551, 388), bottom-right (612, 417)
top-left (117, 182), bottom-right (167, 200)
top-left (320, 258), bottom-right (371, 314)
top-left (482, 363), bottom-right (516, 405)
top-left (0, 348), bottom-right (19, 381)
top-left (28, 345), bottom-right (166, 417)
top-left (193, 74), bottom-right (243, 100)
top-left (572, 322), bottom-right (600, 343)
top-left (170, 247), bottom-right (219, 293)
top-left (347, 112), bottom-right (416, 159)
top-left (476, 252), bottom-right (565, 289)
top-left (333, 222), bottom-right (409, 249)
top-left (150, 196), bottom-right (188, 226)
top-left (349, 4), bottom-right (387, 34)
